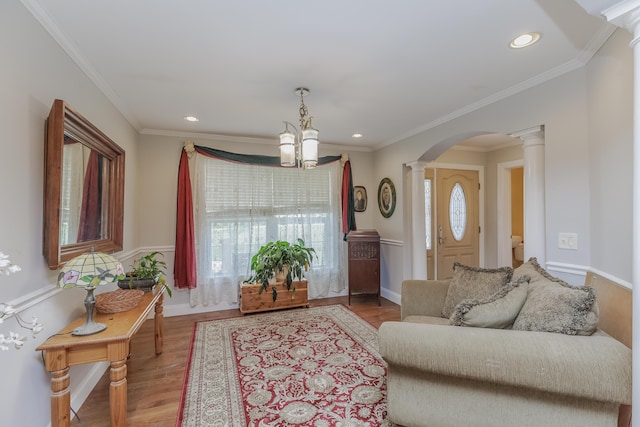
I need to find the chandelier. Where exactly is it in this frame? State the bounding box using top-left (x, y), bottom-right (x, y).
top-left (279, 87), bottom-right (319, 169)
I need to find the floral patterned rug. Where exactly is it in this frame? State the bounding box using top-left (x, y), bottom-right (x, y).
top-left (177, 305), bottom-right (394, 426)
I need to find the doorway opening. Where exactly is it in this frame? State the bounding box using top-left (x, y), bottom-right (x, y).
top-left (497, 160), bottom-right (524, 267)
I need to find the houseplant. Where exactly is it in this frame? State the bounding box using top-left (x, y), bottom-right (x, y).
top-left (245, 239), bottom-right (316, 302)
top-left (118, 251), bottom-right (172, 297)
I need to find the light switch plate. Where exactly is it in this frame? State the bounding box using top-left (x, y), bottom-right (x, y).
top-left (559, 233), bottom-right (578, 250)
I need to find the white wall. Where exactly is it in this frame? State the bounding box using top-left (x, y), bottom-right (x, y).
top-left (586, 29), bottom-right (634, 283)
top-left (0, 3), bottom-right (139, 426)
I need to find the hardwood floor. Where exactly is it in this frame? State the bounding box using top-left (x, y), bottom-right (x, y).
top-left (74, 295), bottom-right (400, 426)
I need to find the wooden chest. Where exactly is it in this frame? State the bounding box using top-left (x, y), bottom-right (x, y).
top-left (239, 280), bottom-right (309, 314)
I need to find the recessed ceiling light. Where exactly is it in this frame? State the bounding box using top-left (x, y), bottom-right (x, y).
top-left (184, 115), bottom-right (199, 122)
top-left (352, 133), bottom-right (364, 138)
top-left (510, 32), bottom-right (541, 49)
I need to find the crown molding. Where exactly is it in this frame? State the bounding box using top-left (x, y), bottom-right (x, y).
top-left (140, 128), bottom-right (373, 152)
top-left (22, 0), bottom-right (616, 153)
top-left (20, 0), bottom-right (141, 131)
top-left (375, 22), bottom-right (616, 152)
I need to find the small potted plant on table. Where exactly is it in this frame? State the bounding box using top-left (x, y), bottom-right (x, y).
top-left (118, 251), bottom-right (172, 297)
top-left (241, 239), bottom-right (315, 313)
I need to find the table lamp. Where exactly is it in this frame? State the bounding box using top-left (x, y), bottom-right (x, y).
top-left (57, 251), bottom-right (124, 336)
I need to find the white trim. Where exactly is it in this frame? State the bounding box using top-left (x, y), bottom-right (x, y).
top-left (137, 245), bottom-right (176, 254)
top-left (21, 0), bottom-right (614, 155)
top-left (588, 267), bottom-right (632, 290)
top-left (163, 301), bottom-right (239, 317)
top-left (380, 287), bottom-right (401, 305)
top-left (7, 246), bottom-right (173, 316)
top-left (5, 285), bottom-right (60, 315)
top-left (376, 58), bottom-right (600, 150)
top-left (162, 289), bottom-right (349, 317)
top-left (140, 129), bottom-right (372, 153)
top-left (113, 248), bottom-right (140, 262)
top-left (20, 0), bottom-right (141, 132)
top-left (545, 261), bottom-right (589, 278)
top-left (380, 239), bottom-right (403, 247)
top-left (602, 0), bottom-right (640, 23)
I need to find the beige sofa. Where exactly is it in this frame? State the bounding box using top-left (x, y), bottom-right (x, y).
top-left (379, 278), bottom-right (632, 427)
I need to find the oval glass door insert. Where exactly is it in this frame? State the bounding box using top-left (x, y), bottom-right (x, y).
top-left (449, 182), bottom-right (467, 241)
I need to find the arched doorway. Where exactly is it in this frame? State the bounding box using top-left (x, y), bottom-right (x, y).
top-left (405, 127), bottom-right (544, 279)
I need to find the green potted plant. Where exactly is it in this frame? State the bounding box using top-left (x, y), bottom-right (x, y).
top-left (118, 251), bottom-right (172, 297)
top-left (245, 238), bottom-right (316, 301)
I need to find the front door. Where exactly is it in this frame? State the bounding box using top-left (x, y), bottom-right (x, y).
top-left (436, 169), bottom-right (479, 279)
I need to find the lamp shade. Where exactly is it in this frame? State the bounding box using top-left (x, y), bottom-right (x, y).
top-left (301, 127), bottom-right (319, 169)
top-left (58, 251), bottom-right (124, 289)
top-left (279, 130), bottom-right (296, 167)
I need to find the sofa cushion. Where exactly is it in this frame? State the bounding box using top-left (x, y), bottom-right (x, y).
top-left (441, 263), bottom-right (514, 318)
top-left (449, 277), bottom-right (529, 328)
top-left (512, 258), bottom-right (598, 335)
top-left (404, 315), bottom-right (451, 326)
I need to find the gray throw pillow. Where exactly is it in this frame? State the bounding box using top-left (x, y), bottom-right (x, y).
top-left (441, 263), bottom-right (513, 319)
top-left (512, 257), bottom-right (599, 335)
top-left (449, 277), bottom-right (529, 329)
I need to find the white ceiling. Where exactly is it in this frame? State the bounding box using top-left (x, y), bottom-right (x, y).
top-left (23, 0), bottom-right (613, 151)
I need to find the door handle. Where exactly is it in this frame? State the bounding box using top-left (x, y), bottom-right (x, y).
top-left (438, 226), bottom-right (445, 244)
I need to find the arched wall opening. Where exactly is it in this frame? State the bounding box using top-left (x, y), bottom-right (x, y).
top-left (402, 128), bottom-right (542, 279)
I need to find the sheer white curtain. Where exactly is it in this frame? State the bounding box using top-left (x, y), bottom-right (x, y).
top-left (190, 155), bottom-right (344, 306)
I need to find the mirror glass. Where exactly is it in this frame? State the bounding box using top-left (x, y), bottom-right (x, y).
top-left (60, 137), bottom-right (111, 245)
top-left (44, 100), bottom-right (125, 269)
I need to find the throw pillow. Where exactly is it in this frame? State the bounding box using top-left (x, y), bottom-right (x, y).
top-left (449, 277), bottom-right (529, 329)
top-left (512, 257), bottom-right (599, 335)
top-left (441, 263), bottom-right (514, 319)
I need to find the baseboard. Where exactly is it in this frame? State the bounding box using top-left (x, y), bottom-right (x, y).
top-left (163, 301), bottom-right (239, 317)
top-left (163, 289), bottom-right (350, 318)
top-left (381, 287), bottom-right (401, 305)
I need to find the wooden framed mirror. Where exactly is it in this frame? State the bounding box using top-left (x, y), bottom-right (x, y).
top-left (43, 99), bottom-right (125, 269)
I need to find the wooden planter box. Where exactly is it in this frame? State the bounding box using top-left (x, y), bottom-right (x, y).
top-left (240, 280), bottom-right (308, 314)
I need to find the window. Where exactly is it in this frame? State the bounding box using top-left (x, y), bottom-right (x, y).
top-left (191, 155), bottom-right (344, 305)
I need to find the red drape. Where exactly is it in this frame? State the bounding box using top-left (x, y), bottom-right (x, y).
top-left (342, 160), bottom-right (356, 238)
top-left (77, 151), bottom-right (100, 242)
top-left (174, 150), bottom-right (197, 289)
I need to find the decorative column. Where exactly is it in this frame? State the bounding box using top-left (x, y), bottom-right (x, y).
top-left (596, 1), bottom-right (640, 418)
top-left (407, 161), bottom-right (428, 279)
top-left (511, 126), bottom-right (546, 266)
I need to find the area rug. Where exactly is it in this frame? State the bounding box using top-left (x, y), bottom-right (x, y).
top-left (177, 304), bottom-right (394, 426)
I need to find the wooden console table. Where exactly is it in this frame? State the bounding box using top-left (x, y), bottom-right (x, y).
top-left (37, 289), bottom-right (164, 427)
